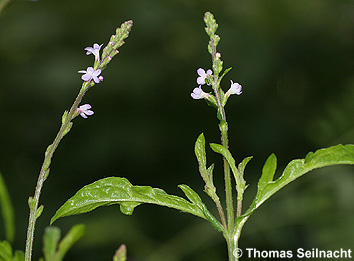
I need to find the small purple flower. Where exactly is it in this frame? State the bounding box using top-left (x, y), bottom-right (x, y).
top-left (226, 80), bottom-right (242, 96)
top-left (77, 104), bottom-right (94, 118)
top-left (78, 67), bottom-right (102, 83)
top-left (191, 86), bottom-right (209, 99)
top-left (197, 68), bottom-right (212, 85)
top-left (84, 43), bottom-right (102, 60)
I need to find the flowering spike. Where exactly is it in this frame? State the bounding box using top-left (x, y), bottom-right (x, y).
top-left (100, 20), bottom-right (133, 70)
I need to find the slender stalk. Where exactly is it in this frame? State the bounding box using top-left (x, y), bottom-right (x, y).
top-left (210, 54), bottom-right (234, 236)
top-left (214, 196), bottom-right (227, 230)
top-left (25, 82), bottom-right (90, 261)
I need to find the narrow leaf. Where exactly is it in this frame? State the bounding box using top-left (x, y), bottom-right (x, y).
top-left (0, 172), bottom-right (15, 243)
top-left (56, 224), bottom-right (85, 260)
top-left (195, 133), bottom-right (207, 174)
top-left (178, 185), bottom-right (224, 232)
top-left (43, 226), bottom-right (61, 261)
top-left (51, 177), bottom-right (209, 224)
top-left (258, 153), bottom-right (277, 191)
top-left (238, 156), bottom-right (253, 176)
top-left (236, 144), bottom-right (354, 227)
top-left (210, 143), bottom-right (246, 192)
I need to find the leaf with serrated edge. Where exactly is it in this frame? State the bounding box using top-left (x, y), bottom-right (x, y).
top-left (236, 144), bottom-right (354, 227)
top-left (51, 177), bottom-right (210, 224)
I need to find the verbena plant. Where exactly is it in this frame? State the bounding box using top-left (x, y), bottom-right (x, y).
top-left (0, 10), bottom-right (353, 261)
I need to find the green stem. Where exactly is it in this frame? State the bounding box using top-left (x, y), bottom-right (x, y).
top-left (211, 84), bottom-right (234, 238)
top-left (214, 196), bottom-right (227, 230)
top-left (24, 82), bottom-right (91, 261)
top-left (226, 234), bottom-right (236, 261)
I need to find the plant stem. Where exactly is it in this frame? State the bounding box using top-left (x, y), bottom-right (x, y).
top-left (214, 196), bottom-right (227, 230)
top-left (226, 234), bottom-right (236, 261)
top-left (24, 82), bottom-right (90, 261)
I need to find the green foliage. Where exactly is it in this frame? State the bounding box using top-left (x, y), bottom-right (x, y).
top-left (209, 143), bottom-right (247, 201)
top-left (42, 227), bottom-right (60, 261)
top-left (194, 133), bottom-right (218, 201)
top-left (0, 240), bottom-right (24, 261)
top-left (0, 172), bottom-right (15, 243)
top-left (51, 177), bottom-right (220, 229)
top-left (236, 144), bottom-right (354, 227)
top-left (41, 224), bottom-right (85, 261)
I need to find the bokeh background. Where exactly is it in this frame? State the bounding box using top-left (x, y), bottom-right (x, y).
top-left (1, 0), bottom-right (354, 260)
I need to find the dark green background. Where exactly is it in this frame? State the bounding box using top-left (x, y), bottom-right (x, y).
top-left (1, 0), bottom-right (354, 260)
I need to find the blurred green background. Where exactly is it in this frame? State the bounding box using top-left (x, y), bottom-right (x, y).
top-left (1, 0), bottom-right (354, 260)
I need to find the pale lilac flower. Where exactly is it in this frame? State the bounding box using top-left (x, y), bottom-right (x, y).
top-left (226, 80), bottom-right (242, 96)
top-left (84, 43), bottom-right (102, 60)
top-left (197, 68), bottom-right (212, 85)
top-left (78, 67), bottom-right (102, 83)
top-left (191, 86), bottom-right (209, 99)
top-left (77, 104), bottom-right (94, 118)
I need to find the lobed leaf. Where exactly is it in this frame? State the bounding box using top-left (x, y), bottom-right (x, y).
top-left (236, 144), bottom-right (354, 227)
top-left (51, 177), bottom-right (214, 225)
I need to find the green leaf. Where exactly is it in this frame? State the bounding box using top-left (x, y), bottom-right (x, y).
top-left (195, 133), bottom-right (207, 176)
top-left (210, 143), bottom-right (246, 195)
top-left (55, 224), bottom-right (85, 260)
top-left (236, 144), bottom-right (354, 227)
top-left (0, 240), bottom-right (13, 261)
top-left (113, 244), bottom-right (127, 261)
top-left (238, 156), bottom-right (253, 177)
top-left (0, 172), bottom-right (15, 243)
top-left (178, 185), bottom-right (224, 232)
top-left (219, 67), bottom-right (232, 83)
top-left (43, 226), bottom-right (61, 261)
top-left (13, 251), bottom-right (24, 261)
top-left (61, 111), bottom-right (68, 125)
top-left (36, 205), bottom-right (44, 219)
top-left (51, 177), bottom-right (211, 224)
top-left (258, 154), bottom-right (277, 192)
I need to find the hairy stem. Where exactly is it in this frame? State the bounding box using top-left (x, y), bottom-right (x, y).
top-left (210, 40), bottom-right (234, 234)
top-left (25, 82), bottom-right (90, 261)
